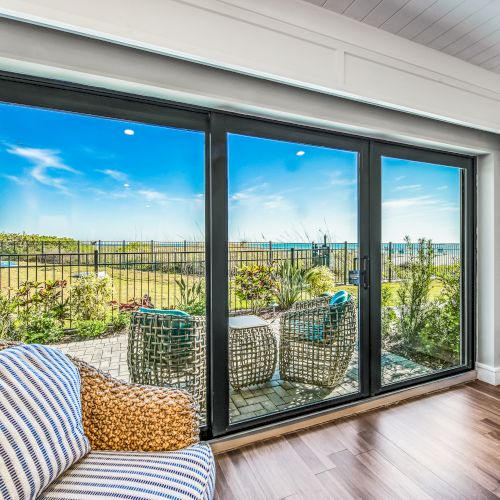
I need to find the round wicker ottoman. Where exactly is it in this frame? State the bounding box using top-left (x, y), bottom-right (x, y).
top-left (228, 315), bottom-right (277, 390)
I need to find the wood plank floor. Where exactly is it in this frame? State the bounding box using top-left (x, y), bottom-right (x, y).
top-left (214, 381), bottom-right (500, 499)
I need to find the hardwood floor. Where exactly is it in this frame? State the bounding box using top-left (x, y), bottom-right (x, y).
top-left (214, 381), bottom-right (500, 499)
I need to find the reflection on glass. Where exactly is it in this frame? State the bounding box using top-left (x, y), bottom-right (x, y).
top-left (381, 156), bottom-right (462, 385)
top-left (227, 133), bottom-right (360, 424)
top-left (0, 101), bottom-right (207, 420)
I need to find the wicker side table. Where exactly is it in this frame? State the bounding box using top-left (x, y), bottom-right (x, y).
top-left (229, 315), bottom-right (277, 389)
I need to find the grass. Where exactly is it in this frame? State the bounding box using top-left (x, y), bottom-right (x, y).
top-left (1, 262), bottom-right (447, 313)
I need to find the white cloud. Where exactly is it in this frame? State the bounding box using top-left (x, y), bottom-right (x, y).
top-left (1, 174), bottom-right (26, 185)
top-left (383, 195), bottom-right (439, 209)
top-left (96, 168), bottom-right (127, 181)
top-left (138, 189), bottom-right (168, 203)
top-left (262, 195), bottom-right (291, 210)
top-left (393, 184), bottom-right (421, 192)
top-left (436, 185), bottom-right (448, 191)
top-left (7, 146), bottom-right (79, 191)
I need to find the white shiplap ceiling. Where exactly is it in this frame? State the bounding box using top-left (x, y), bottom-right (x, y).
top-left (301, 0), bottom-right (500, 74)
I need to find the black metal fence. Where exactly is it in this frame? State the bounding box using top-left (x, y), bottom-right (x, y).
top-left (0, 240), bottom-right (461, 316)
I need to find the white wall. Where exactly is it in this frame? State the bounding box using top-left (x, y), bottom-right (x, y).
top-left (0, 13), bottom-right (499, 384)
top-left (0, 0), bottom-right (500, 133)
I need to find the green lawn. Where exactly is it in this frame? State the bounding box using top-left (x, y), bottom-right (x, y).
top-left (1, 263), bottom-right (445, 313)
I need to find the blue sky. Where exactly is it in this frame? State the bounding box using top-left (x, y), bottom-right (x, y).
top-left (0, 102), bottom-right (460, 242)
top-left (0, 102), bottom-right (205, 240)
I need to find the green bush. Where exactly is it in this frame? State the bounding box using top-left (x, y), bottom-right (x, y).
top-left (70, 274), bottom-right (113, 321)
top-left (421, 262), bottom-right (461, 364)
top-left (0, 294), bottom-right (17, 340)
top-left (305, 266), bottom-right (334, 297)
top-left (234, 265), bottom-right (275, 311)
top-left (175, 276), bottom-right (206, 315)
top-left (74, 319), bottom-right (108, 338)
top-left (109, 312), bottom-right (131, 332)
top-left (17, 312), bottom-right (64, 344)
top-left (272, 262), bottom-right (309, 309)
top-left (13, 279), bottom-right (68, 321)
top-left (391, 237), bottom-right (434, 357)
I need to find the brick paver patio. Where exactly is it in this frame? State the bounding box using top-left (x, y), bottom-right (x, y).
top-left (54, 329), bottom-right (432, 422)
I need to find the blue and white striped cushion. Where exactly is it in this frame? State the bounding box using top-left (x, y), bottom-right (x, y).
top-left (40, 443), bottom-right (216, 500)
top-left (0, 344), bottom-right (90, 500)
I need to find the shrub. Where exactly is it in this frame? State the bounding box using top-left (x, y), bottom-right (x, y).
top-left (390, 237), bottom-right (434, 356)
top-left (16, 311), bottom-right (64, 344)
top-left (109, 312), bottom-right (131, 332)
top-left (13, 279), bottom-right (68, 321)
top-left (234, 265), bottom-right (275, 311)
top-left (0, 294), bottom-right (17, 340)
top-left (74, 319), bottom-right (108, 338)
top-left (272, 262), bottom-right (310, 309)
top-left (70, 274), bottom-right (113, 321)
top-left (381, 284), bottom-right (397, 351)
top-left (421, 262), bottom-right (461, 364)
top-left (175, 276), bottom-right (206, 315)
top-left (305, 266), bottom-right (334, 297)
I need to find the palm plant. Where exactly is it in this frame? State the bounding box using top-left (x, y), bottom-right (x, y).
top-left (273, 261), bottom-right (310, 309)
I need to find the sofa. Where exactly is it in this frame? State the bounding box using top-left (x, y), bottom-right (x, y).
top-left (0, 341), bottom-right (215, 500)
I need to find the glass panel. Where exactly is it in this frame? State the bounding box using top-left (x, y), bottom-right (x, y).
top-left (0, 101), bottom-right (207, 421)
top-left (381, 156), bottom-right (463, 386)
top-left (227, 133), bottom-right (360, 424)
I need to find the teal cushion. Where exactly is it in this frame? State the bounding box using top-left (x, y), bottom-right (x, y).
top-left (137, 309), bottom-right (192, 353)
top-left (139, 308), bottom-right (190, 317)
top-left (329, 290), bottom-right (349, 306)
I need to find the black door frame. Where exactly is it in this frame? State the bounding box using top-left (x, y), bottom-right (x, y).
top-left (209, 113), bottom-right (371, 437)
top-left (0, 71), bottom-right (476, 440)
top-left (369, 142), bottom-right (475, 396)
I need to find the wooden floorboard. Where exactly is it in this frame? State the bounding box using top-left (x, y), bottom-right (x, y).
top-left (214, 381), bottom-right (500, 499)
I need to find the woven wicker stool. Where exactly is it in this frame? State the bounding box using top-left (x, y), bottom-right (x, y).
top-left (279, 297), bottom-right (357, 389)
top-left (127, 312), bottom-right (206, 410)
top-left (229, 315), bottom-right (277, 390)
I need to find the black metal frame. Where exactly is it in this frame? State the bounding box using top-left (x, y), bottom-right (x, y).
top-left (0, 71), bottom-right (476, 440)
top-left (210, 114), bottom-right (371, 436)
top-left (369, 143), bottom-right (475, 396)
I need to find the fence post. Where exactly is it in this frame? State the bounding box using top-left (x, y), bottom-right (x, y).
top-left (183, 240), bottom-right (187, 253)
top-left (268, 241), bottom-right (273, 265)
top-left (122, 240), bottom-right (126, 252)
top-left (388, 241), bottom-right (393, 282)
top-left (291, 247), bottom-right (295, 267)
top-left (151, 240), bottom-right (154, 254)
top-left (344, 241), bottom-right (348, 284)
top-left (94, 245), bottom-right (99, 275)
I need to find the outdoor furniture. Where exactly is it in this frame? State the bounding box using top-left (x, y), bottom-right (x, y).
top-left (229, 314), bottom-right (277, 389)
top-left (279, 293), bottom-right (357, 389)
top-left (127, 310), bottom-right (207, 410)
top-left (0, 341), bottom-right (215, 500)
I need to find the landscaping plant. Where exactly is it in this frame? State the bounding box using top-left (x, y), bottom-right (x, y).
top-left (0, 293), bottom-right (17, 340)
top-left (176, 276), bottom-right (206, 315)
top-left (234, 264), bottom-right (275, 311)
top-left (305, 266), bottom-right (334, 297)
top-left (70, 274), bottom-right (114, 321)
top-left (272, 261), bottom-right (310, 309)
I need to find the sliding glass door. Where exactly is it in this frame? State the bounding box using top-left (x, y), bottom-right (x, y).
top-left (370, 144), bottom-right (474, 394)
top-left (209, 116), bottom-right (370, 434)
top-left (0, 75), bottom-right (475, 440)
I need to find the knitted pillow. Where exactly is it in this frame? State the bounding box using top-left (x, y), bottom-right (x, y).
top-left (0, 344), bottom-right (90, 499)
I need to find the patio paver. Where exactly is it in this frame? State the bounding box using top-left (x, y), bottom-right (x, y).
top-left (54, 331), bottom-right (432, 421)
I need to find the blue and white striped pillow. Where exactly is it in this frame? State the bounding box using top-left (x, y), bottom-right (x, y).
top-left (0, 344), bottom-right (90, 500)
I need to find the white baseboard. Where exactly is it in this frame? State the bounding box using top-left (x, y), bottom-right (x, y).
top-left (476, 362), bottom-right (500, 385)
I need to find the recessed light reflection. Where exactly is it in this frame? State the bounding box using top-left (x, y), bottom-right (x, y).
top-left (124, 129), bottom-right (135, 136)
top-left (296, 150), bottom-right (305, 156)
